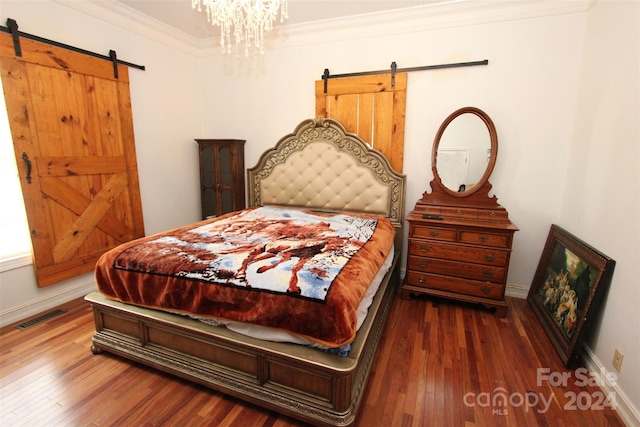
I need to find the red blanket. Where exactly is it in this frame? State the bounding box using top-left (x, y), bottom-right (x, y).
top-left (95, 206), bottom-right (395, 347)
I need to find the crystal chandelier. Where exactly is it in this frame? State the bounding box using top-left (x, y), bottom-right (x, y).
top-left (192, 0), bottom-right (288, 56)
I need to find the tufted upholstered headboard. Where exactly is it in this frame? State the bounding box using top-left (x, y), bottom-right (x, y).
top-left (247, 118), bottom-right (406, 248)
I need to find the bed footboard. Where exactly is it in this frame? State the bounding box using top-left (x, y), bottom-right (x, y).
top-left (87, 255), bottom-right (399, 427)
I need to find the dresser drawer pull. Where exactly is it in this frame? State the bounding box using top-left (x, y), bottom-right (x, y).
top-left (430, 230), bottom-right (439, 237)
top-left (483, 270), bottom-right (494, 278)
top-left (419, 261), bottom-right (428, 268)
top-left (456, 209), bottom-right (462, 215)
top-left (484, 253), bottom-right (496, 261)
top-left (419, 245), bottom-right (431, 253)
top-left (418, 276), bottom-right (426, 284)
top-left (480, 286), bottom-right (491, 294)
top-left (478, 235), bottom-right (488, 242)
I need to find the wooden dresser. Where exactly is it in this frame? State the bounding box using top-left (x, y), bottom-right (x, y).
top-left (402, 205), bottom-right (518, 317)
top-left (195, 139), bottom-right (246, 219)
top-left (401, 106), bottom-right (517, 316)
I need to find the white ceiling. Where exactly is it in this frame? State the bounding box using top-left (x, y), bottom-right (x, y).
top-left (55, 0), bottom-right (591, 55)
top-left (116, 0), bottom-right (444, 40)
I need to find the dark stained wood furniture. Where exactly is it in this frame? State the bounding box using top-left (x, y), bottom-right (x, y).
top-left (1, 296), bottom-right (626, 426)
top-left (86, 118), bottom-right (406, 427)
top-left (401, 107), bottom-right (518, 316)
top-left (196, 139), bottom-right (245, 219)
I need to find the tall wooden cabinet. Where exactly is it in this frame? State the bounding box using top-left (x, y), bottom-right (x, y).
top-left (196, 139), bottom-right (245, 219)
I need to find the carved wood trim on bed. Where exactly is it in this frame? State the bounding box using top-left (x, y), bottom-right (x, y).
top-left (86, 261), bottom-right (398, 426)
top-left (86, 117), bottom-right (407, 427)
top-left (248, 118), bottom-right (405, 227)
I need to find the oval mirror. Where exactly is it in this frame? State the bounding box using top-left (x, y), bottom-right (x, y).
top-left (431, 107), bottom-right (498, 197)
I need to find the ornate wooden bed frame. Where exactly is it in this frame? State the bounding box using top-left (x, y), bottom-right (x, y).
top-left (85, 118), bottom-right (406, 426)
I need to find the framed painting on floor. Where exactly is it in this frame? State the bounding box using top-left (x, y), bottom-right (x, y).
top-left (527, 224), bottom-right (616, 368)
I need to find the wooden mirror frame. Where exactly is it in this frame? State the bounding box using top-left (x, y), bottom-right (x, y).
top-left (431, 106), bottom-right (498, 198)
top-left (417, 106), bottom-right (508, 217)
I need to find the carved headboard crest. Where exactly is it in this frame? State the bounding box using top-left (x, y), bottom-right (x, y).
top-left (247, 118), bottom-right (406, 227)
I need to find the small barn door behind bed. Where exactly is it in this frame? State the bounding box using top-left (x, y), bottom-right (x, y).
top-left (0, 32), bottom-right (145, 287)
top-left (315, 73), bottom-right (407, 172)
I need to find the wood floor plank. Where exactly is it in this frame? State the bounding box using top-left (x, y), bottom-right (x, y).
top-left (0, 295), bottom-right (626, 426)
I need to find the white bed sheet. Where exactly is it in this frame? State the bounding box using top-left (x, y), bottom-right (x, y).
top-left (193, 247), bottom-right (394, 350)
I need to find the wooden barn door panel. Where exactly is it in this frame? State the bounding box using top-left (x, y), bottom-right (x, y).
top-left (315, 73), bottom-right (407, 172)
top-left (0, 32), bottom-right (144, 287)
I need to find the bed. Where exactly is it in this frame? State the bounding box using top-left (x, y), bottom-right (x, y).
top-left (85, 117), bottom-right (406, 426)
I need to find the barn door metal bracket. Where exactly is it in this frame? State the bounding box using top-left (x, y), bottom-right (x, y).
top-left (390, 61), bottom-right (397, 88)
top-left (7, 18), bottom-right (21, 57)
top-left (322, 68), bottom-right (330, 93)
top-left (109, 50), bottom-right (119, 79)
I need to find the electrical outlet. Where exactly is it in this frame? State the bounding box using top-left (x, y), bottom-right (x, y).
top-left (612, 348), bottom-right (624, 372)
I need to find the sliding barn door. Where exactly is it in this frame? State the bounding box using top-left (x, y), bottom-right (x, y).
top-left (315, 73), bottom-right (407, 172)
top-left (0, 32), bottom-right (145, 287)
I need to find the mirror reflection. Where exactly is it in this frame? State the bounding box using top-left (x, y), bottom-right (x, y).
top-left (435, 110), bottom-right (493, 193)
top-left (437, 113), bottom-right (491, 192)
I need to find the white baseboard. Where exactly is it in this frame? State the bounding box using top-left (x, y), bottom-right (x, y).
top-left (2, 274), bottom-right (636, 426)
top-left (0, 280), bottom-right (96, 328)
top-left (507, 283), bottom-right (638, 425)
top-left (582, 347), bottom-right (640, 427)
top-left (506, 284), bottom-right (639, 425)
top-left (0, 279), bottom-right (527, 328)
top-left (505, 283), bottom-right (530, 299)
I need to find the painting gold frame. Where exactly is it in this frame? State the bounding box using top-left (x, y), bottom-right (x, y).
top-left (527, 225), bottom-right (616, 368)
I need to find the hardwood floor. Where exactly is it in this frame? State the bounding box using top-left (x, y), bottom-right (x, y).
top-left (1, 294), bottom-right (625, 426)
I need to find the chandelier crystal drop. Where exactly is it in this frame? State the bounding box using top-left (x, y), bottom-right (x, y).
top-left (192, 0), bottom-right (288, 56)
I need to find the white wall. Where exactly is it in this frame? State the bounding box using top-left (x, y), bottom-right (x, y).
top-left (562, 0), bottom-right (639, 419)
top-left (189, 1), bottom-right (640, 420)
top-left (199, 3), bottom-right (587, 292)
top-left (0, 0), bottom-right (637, 423)
top-left (0, 0), bottom-right (203, 324)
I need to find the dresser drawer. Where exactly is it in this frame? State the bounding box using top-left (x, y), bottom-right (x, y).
top-left (407, 255), bottom-right (505, 284)
top-left (477, 209), bottom-right (510, 222)
top-left (408, 241), bottom-right (508, 266)
top-left (410, 225), bottom-right (457, 242)
top-left (420, 206), bottom-right (441, 215)
top-left (440, 206), bottom-right (478, 219)
top-left (405, 271), bottom-right (504, 300)
top-left (459, 230), bottom-right (510, 248)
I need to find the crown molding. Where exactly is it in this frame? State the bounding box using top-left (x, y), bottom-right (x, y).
top-left (54, 0), bottom-right (595, 58)
top-left (53, 0), bottom-right (214, 57)
top-left (273, 0), bottom-right (595, 49)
